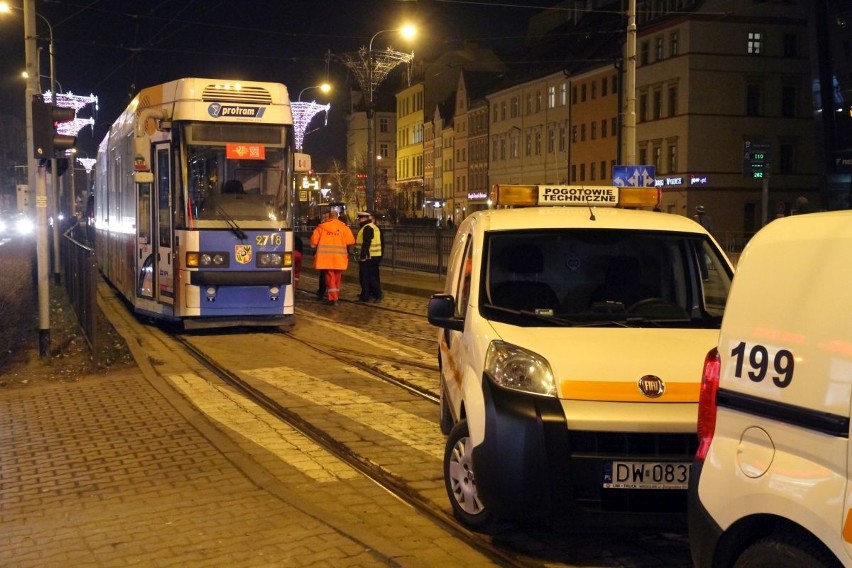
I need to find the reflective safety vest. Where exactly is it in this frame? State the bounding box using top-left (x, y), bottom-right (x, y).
top-left (310, 219), bottom-right (355, 270)
top-left (356, 222), bottom-right (382, 258)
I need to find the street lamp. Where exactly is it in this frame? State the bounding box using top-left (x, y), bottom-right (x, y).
top-left (333, 24), bottom-right (415, 212)
top-left (1, 0), bottom-right (54, 355)
top-left (298, 82), bottom-right (331, 102)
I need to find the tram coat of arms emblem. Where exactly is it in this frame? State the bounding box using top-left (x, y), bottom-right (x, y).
top-left (235, 244), bottom-right (252, 264)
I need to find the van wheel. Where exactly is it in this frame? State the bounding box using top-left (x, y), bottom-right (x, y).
top-left (734, 533), bottom-right (840, 568)
top-left (439, 382), bottom-right (453, 435)
top-left (444, 420), bottom-right (494, 531)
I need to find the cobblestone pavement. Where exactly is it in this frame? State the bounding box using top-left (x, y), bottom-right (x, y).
top-left (0, 270), bottom-right (496, 567)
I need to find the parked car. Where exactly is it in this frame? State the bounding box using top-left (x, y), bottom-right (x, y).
top-left (689, 210), bottom-right (852, 568)
top-left (427, 184), bottom-right (734, 531)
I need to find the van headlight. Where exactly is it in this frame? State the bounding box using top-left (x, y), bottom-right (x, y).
top-left (485, 340), bottom-right (556, 397)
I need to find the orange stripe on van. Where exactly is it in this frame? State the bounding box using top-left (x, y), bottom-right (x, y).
top-left (559, 381), bottom-right (699, 402)
top-left (843, 509), bottom-right (852, 543)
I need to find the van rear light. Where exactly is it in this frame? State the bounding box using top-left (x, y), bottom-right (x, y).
top-left (696, 347), bottom-right (721, 462)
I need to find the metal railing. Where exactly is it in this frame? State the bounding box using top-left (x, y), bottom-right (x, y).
top-left (61, 221), bottom-right (98, 368)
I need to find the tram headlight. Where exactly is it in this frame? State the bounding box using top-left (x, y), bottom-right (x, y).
top-left (186, 252), bottom-right (229, 267)
top-left (257, 252), bottom-right (284, 267)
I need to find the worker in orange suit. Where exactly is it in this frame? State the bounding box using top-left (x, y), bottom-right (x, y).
top-left (309, 209), bottom-right (355, 305)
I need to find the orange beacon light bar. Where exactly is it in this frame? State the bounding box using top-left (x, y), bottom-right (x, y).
top-left (489, 184), bottom-right (661, 209)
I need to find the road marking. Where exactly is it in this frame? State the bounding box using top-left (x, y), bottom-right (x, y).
top-left (246, 366), bottom-right (445, 460)
top-left (166, 372), bottom-right (359, 482)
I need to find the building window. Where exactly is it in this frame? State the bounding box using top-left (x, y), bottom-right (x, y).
top-left (781, 86), bottom-right (796, 117)
top-left (779, 144), bottom-right (794, 174)
top-left (511, 97), bottom-right (519, 118)
top-left (668, 143), bottom-right (677, 173)
top-left (640, 41), bottom-right (649, 65)
top-left (653, 89), bottom-right (662, 119)
top-left (602, 77), bottom-right (608, 97)
top-left (591, 81), bottom-right (597, 99)
top-left (548, 85), bottom-right (556, 108)
top-left (572, 86), bottom-right (578, 104)
top-left (655, 36), bottom-right (664, 60)
top-left (581, 84), bottom-right (587, 102)
top-left (572, 125), bottom-right (578, 143)
top-left (379, 117), bottom-right (389, 132)
top-left (559, 123), bottom-right (566, 151)
top-left (511, 134), bottom-right (519, 158)
top-left (747, 31), bottom-right (762, 55)
top-left (591, 161), bottom-right (597, 180)
top-left (580, 163), bottom-right (586, 181)
top-left (535, 130), bottom-right (542, 155)
top-left (380, 143), bottom-right (389, 157)
top-left (639, 147), bottom-right (648, 165)
top-left (668, 85), bottom-right (678, 117)
top-left (501, 102), bottom-right (506, 120)
top-left (639, 92), bottom-right (648, 122)
top-left (653, 146), bottom-right (662, 171)
top-left (783, 33), bottom-right (798, 57)
top-left (746, 84), bottom-right (762, 116)
top-left (581, 123), bottom-right (586, 141)
top-left (591, 121), bottom-right (597, 140)
top-left (600, 160), bottom-right (607, 179)
top-left (571, 164), bottom-right (577, 182)
top-left (561, 82), bottom-right (568, 105)
top-left (500, 138), bottom-right (506, 160)
top-left (547, 125), bottom-right (555, 153)
top-left (526, 133), bottom-right (532, 156)
top-left (526, 94), bottom-right (532, 114)
top-left (536, 90), bottom-right (542, 112)
top-left (670, 31), bottom-right (679, 56)
top-left (601, 118), bottom-right (607, 138)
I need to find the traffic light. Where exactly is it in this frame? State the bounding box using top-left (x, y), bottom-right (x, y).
top-left (31, 96), bottom-right (77, 157)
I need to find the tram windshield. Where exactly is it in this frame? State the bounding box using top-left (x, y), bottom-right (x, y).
top-left (185, 123), bottom-right (290, 224)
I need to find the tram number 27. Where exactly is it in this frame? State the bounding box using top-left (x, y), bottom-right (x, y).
top-left (255, 233), bottom-right (283, 246)
top-left (730, 341), bottom-right (794, 388)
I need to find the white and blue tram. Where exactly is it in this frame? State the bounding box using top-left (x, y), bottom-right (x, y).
top-left (94, 78), bottom-right (297, 328)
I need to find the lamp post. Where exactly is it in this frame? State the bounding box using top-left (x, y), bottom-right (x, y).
top-left (2, 0), bottom-right (52, 355)
top-left (333, 25), bottom-right (415, 212)
top-left (298, 82), bottom-right (330, 102)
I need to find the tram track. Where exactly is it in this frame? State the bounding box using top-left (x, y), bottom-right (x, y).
top-left (171, 333), bottom-right (534, 568)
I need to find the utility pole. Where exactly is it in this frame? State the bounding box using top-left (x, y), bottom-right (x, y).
top-left (24, 0), bottom-right (50, 357)
top-left (624, 0), bottom-right (637, 165)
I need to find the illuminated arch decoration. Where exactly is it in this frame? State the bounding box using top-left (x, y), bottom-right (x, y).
top-left (76, 157), bottom-right (96, 174)
top-left (291, 100), bottom-right (331, 151)
top-left (42, 91), bottom-right (98, 136)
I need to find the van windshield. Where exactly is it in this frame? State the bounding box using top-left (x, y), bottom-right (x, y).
top-left (480, 229), bottom-right (732, 328)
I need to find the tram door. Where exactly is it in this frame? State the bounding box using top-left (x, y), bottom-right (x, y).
top-left (135, 178), bottom-right (154, 299)
top-left (154, 144), bottom-right (174, 304)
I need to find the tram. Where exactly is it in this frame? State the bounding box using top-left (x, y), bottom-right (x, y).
top-left (93, 78), bottom-right (297, 328)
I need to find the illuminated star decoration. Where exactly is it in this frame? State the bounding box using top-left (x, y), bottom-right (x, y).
top-left (42, 91), bottom-right (98, 136)
top-left (291, 100), bottom-right (331, 151)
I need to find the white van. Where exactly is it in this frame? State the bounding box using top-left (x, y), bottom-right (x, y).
top-left (427, 184), bottom-right (734, 531)
top-left (689, 210), bottom-right (852, 568)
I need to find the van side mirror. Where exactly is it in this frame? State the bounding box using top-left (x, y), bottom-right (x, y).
top-left (427, 294), bottom-right (464, 331)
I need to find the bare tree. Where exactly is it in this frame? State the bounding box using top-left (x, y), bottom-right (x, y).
top-left (326, 157), bottom-right (363, 212)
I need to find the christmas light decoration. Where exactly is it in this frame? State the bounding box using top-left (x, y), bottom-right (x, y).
top-left (41, 90), bottom-right (98, 136)
top-left (76, 157), bottom-right (96, 174)
top-left (291, 100), bottom-right (331, 151)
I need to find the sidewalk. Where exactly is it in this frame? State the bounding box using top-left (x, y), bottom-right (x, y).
top-left (0, 267), bottom-right (486, 567)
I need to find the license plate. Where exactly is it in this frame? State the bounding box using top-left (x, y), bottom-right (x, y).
top-left (603, 461), bottom-right (691, 489)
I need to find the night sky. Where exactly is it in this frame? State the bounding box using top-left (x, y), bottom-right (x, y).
top-left (0, 0), bottom-right (560, 169)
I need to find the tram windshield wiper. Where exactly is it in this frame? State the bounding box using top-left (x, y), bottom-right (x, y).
top-left (214, 202), bottom-right (247, 241)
